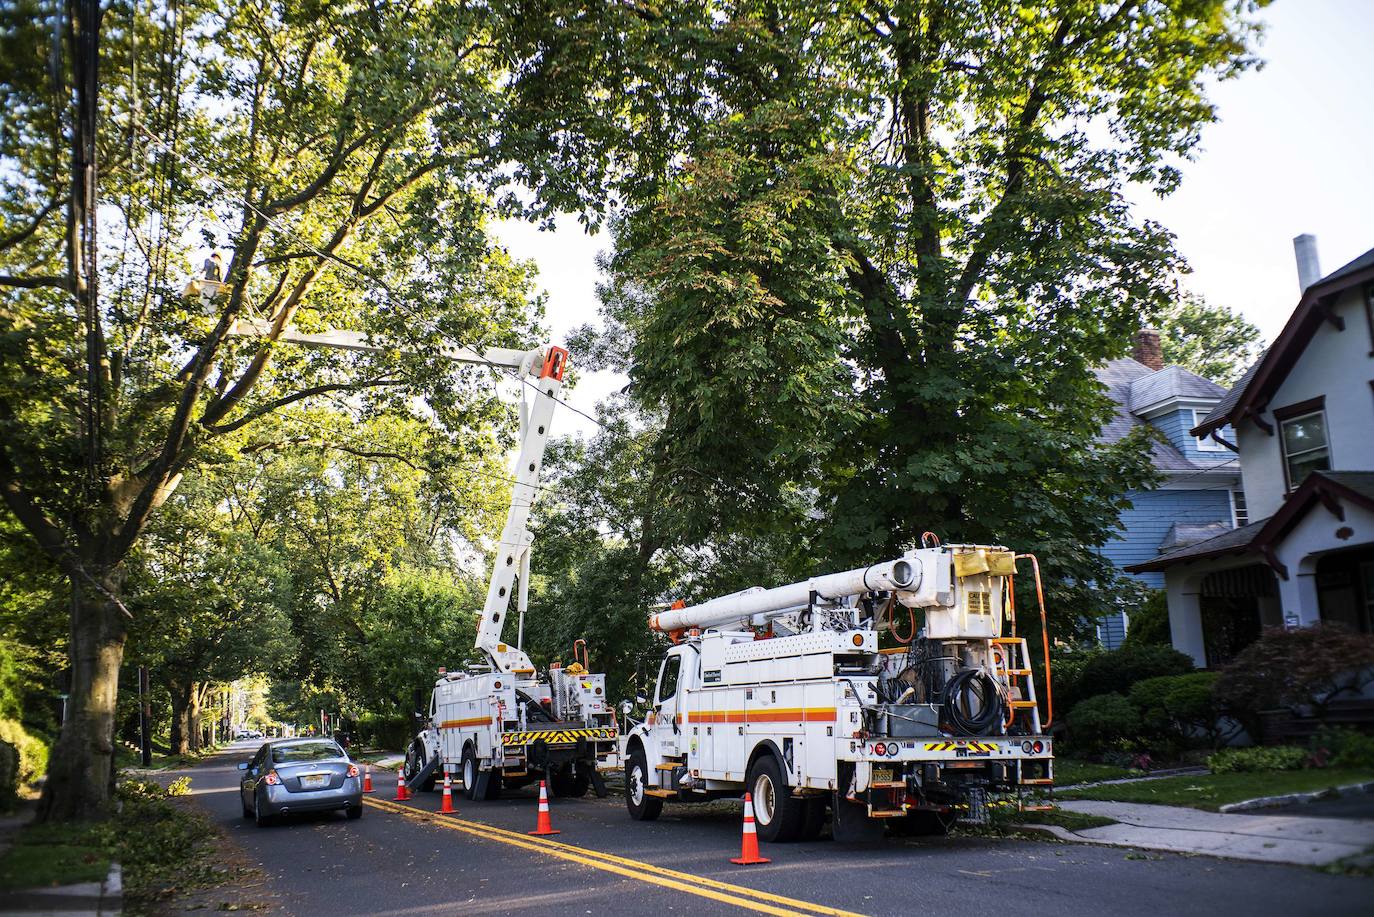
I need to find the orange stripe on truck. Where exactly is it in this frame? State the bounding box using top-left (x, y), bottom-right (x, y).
top-left (687, 708), bottom-right (836, 724)
top-left (439, 716), bottom-right (492, 729)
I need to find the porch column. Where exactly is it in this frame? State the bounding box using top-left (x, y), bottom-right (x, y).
top-left (1276, 557), bottom-right (1322, 628)
top-left (1165, 573), bottom-right (1207, 667)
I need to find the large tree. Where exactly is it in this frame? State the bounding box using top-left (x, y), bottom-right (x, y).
top-left (582, 0), bottom-right (1265, 638)
top-left (0, 0), bottom-right (593, 819)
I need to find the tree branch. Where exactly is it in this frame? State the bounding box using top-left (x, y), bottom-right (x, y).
top-left (0, 195), bottom-right (66, 252)
top-left (205, 378), bottom-right (406, 434)
top-left (0, 274), bottom-right (75, 292)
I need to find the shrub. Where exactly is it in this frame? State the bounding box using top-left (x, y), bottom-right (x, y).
top-left (1311, 727), bottom-right (1374, 770)
top-left (1128, 672), bottom-right (1236, 749)
top-left (1074, 643), bottom-right (1195, 702)
top-left (0, 719), bottom-right (48, 787)
top-left (1067, 694), bottom-right (1142, 755)
top-left (1207, 745), bottom-right (1307, 774)
top-left (354, 713), bottom-right (412, 751)
top-left (1122, 590), bottom-right (1172, 647)
top-left (1214, 626), bottom-right (1374, 736)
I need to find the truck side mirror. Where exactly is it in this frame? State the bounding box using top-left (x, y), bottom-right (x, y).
top-left (635, 694), bottom-right (648, 706)
top-left (620, 700), bottom-right (633, 716)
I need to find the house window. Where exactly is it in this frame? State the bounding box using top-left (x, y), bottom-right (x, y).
top-left (1230, 489), bottom-right (1249, 527)
top-left (1365, 282), bottom-right (1374, 355)
top-left (1278, 409), bottom-right (1330, 490)
top-left (1193, 409), bottom-right (1226, 451)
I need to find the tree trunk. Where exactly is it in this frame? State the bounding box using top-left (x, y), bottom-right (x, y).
top-left (35, 572), bottom-right (127, 821)
top-left (187, 681), bottom-right (202, 753)
top-left (169, 678), bottom-right (193, 756)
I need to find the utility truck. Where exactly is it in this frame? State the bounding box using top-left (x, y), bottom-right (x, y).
top-left (225, 319), bottom-right (617, 799)
top-left (619, 543), bottom-right (1054, 842)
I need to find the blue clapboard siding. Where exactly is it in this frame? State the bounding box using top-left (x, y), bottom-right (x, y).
top-left (1151, 408), bottom-right (1236, 464)
top-left (1096, 612), bottom-right (1129, 650)
top-left (1102, 487), bottom-right (1234, 589)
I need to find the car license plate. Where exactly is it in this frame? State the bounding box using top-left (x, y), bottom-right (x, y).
top-left (300, 774), bottom-right (329, 789)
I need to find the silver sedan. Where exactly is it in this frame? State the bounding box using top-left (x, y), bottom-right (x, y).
top-left (239, 738), bottom-right (364, 826)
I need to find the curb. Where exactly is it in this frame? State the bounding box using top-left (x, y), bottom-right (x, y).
top-left (1217, 779), bottom-right (1374, 813)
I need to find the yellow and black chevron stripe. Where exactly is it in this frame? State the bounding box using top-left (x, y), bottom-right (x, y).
top-left (923, 741), bottom-right (998, 752)
top-left (501, 727), bottom-right (618, 746)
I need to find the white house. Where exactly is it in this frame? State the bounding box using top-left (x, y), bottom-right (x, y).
top-left (1127, 237), bottom-right (1374, 668)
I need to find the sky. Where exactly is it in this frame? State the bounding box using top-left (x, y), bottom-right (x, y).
top-left (494, 0), bottom-right (1374, 437)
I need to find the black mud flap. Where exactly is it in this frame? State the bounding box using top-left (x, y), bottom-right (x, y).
top-left (589, 766), bottom-right (608, 798)
top-left (406, 751), bottom-right (440, 792)
top-left (831, 793), bottom-right (886, 844)
top-left (473, 766), bottom-right (496, 799)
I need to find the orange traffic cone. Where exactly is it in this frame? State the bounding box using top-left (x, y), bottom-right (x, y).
top-left (730, 793), bottom-right (771, 865)
top-left (528, 780), bottom-right (560, 836)
top-left (362, 765), bottom-right (373, 793)
top-left (394, 768), bottom-right (410, 802)
top-left (439, 771), bottom-right (457, 814)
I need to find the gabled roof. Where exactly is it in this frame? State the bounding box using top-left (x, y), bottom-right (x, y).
top-left (1193, 244), bottom-right (1374, 437)
top-left (1125, 471), bottom-right (1374, 575)
top-left (1094, 358), bottom-right (1236, 475)
top-left (1128, 365), bottom-right (1228, 414)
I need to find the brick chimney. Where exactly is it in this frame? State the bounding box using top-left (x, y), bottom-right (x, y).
top-left (1132, 327), bottom-right (1163, 371)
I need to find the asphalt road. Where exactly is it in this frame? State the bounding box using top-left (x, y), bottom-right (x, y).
top-left (179, 741), bottom-right (1369, 916)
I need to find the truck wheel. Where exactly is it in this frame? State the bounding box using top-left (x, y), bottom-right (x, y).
top-left (625, 748), bottom-right (663, 821)
top-left (747, 756), bottom-right (803, 843)
top-left (461, 746), bottom-right (480, 801)
top-left (551, 763), bottom-right (590, 798)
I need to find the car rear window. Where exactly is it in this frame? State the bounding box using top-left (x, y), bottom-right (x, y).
top-left (271, 742), bottom-right (344, 764)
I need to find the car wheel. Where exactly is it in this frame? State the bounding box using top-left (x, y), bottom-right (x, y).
top-left (254, 793), bottom-right (275, 828)
top-left (624, 747), bottom-right (663, 821)
top-left (346, 804), bottom-right (363, 820)
top-left (747, 755), bottom-right (803, 843)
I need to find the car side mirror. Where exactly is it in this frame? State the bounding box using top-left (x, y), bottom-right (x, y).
top-left (237, 762), bottom-right (249, 770)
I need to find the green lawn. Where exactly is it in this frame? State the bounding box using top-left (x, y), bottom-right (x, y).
top-left (1057, 768), bottom-right (1374, 811)
top-left (0, 837), bottom-right (110, 892)
top-left (1053, 759), bottom-right (1140, 786)
top-left (1001, 807), bottom-right (1117, 832)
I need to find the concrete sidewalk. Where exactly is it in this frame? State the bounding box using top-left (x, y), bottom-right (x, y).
top-left (1038, 800), bottom-right (1374, 867)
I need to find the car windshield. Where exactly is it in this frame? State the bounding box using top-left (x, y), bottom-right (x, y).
top-left (271, 741), bottom-right (344, 764)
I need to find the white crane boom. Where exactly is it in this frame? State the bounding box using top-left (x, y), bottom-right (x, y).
top-left (648, 554), bottom-right (921, 633)
top-left (225, 317), bottom-right (568, 674)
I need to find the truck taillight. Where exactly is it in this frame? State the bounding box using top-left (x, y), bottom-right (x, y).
top-left (1032, 741), bottom-right (1044, 754)
top-left (1022, 740), bottom-right (1033, 753)
top-left (874, 742), bottom-right (887, 756)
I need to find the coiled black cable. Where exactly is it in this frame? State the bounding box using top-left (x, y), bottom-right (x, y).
top-left (941, 669), bottom-right (1003, 736)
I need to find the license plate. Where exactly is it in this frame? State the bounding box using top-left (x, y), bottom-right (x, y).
top-left (300, 774), bottom-right (329, 789)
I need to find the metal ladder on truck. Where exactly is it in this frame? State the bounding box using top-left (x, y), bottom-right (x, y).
top-left (991, 637), bottom-right (1053, 789)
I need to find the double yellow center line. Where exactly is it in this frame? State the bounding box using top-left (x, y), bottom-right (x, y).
top-left (364, 796), bottom-right (864, 917)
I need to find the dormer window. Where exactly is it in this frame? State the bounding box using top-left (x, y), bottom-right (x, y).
top-left (1192, 409), bottom-right (1227, 452)
top-left (1276, 397), bottom-right (1330, 490)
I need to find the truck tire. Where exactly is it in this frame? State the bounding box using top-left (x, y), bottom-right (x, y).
top-left (461, 746), bottom-right (481, 801)
top-left (551, 763), bottom-right (590, 798)
top-left (625, 748), bottom-right (663, 821)
top-left (747, 755), bottom-right (803, 843)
